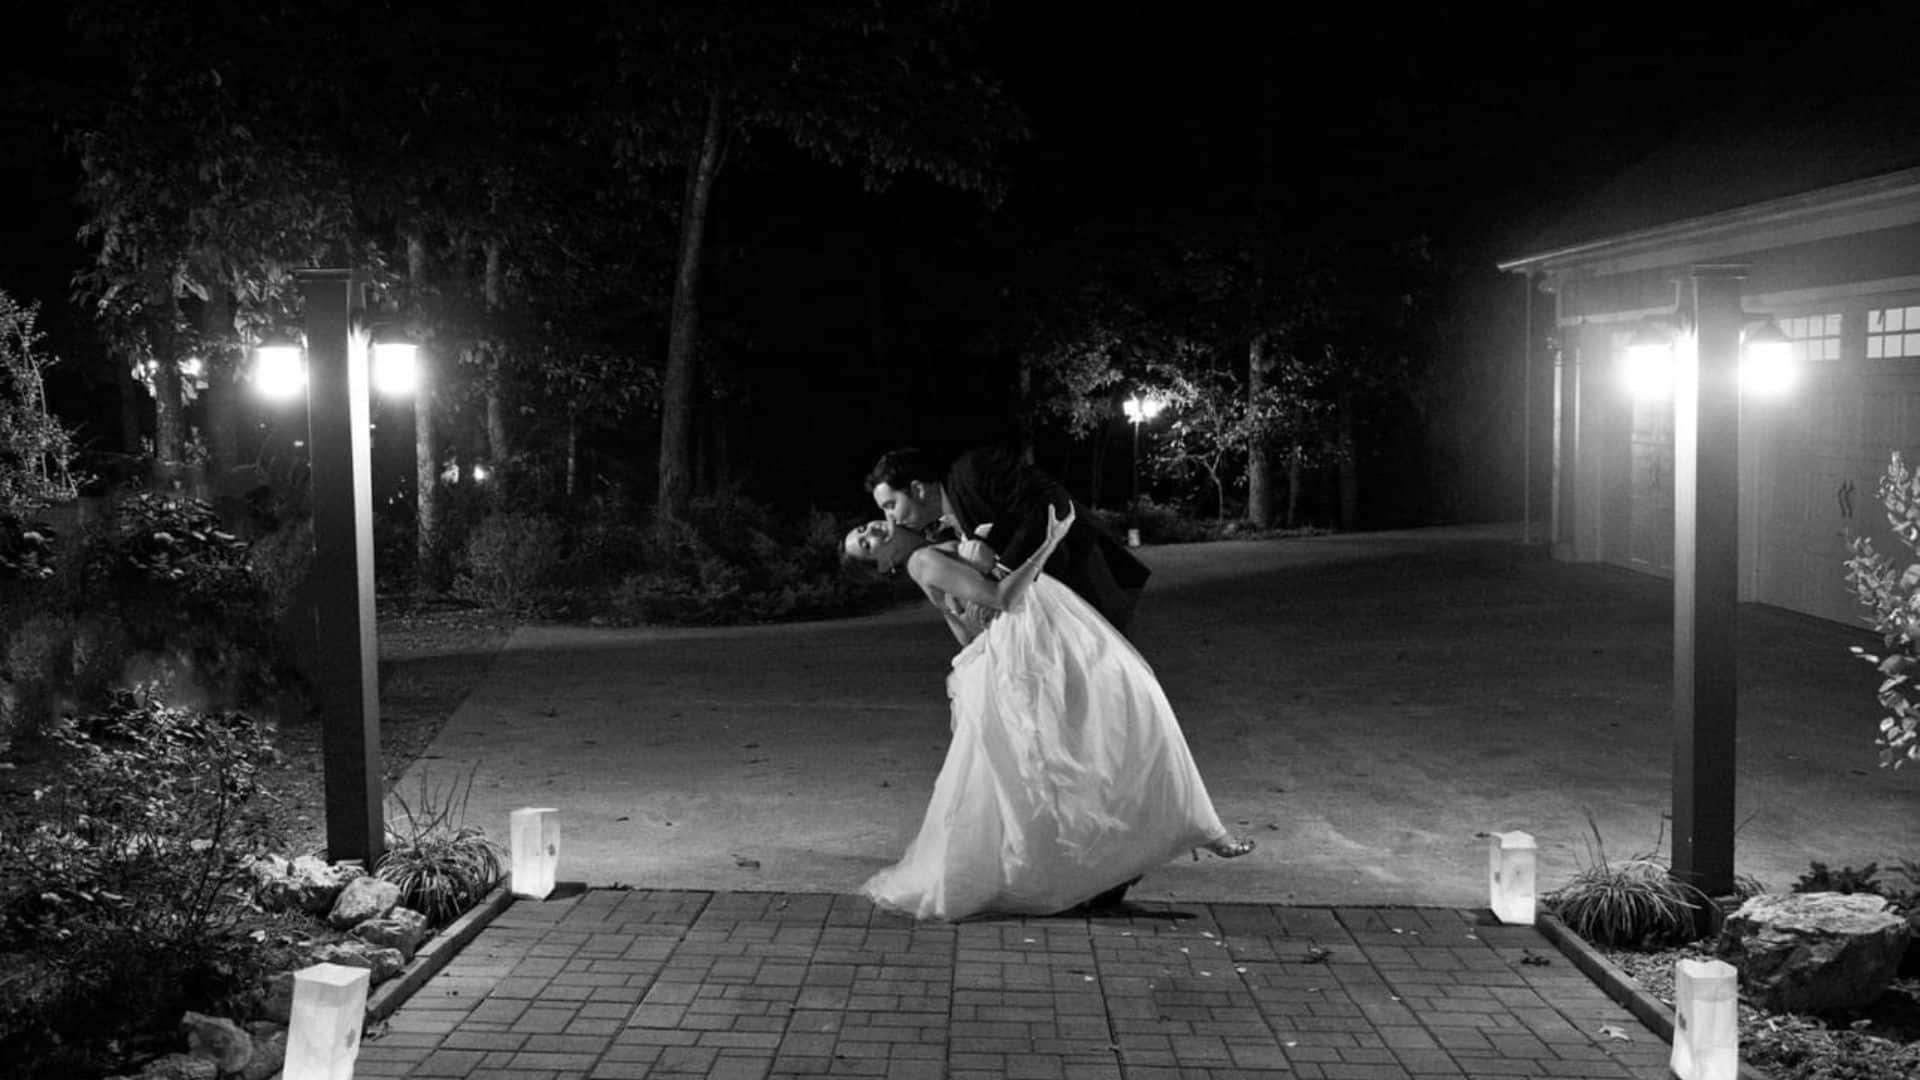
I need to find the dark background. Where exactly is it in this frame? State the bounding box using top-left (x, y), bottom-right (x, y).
top-left (2, 4), bottom-right (1906, 526)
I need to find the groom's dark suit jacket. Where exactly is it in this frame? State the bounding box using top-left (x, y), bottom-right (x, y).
top-left (943, 446), bottom-right (1151, 634)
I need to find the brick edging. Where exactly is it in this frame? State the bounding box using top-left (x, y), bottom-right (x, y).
top-left (1535, 911), bottom-right (1774, 1080)
top-left (365, 883), bottom-right (515, 1022)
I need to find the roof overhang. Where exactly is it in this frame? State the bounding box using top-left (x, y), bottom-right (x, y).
top-left (1497, 166), bottom-right (1920, 280)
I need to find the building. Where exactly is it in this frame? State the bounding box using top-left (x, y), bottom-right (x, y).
top-left (1499, 97), bottom-right (1920, 628)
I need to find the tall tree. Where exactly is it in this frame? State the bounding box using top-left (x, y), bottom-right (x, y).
top-left (603, 0), bottom-right (1027, 522)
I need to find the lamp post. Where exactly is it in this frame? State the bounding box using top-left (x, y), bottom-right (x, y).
top-left (1122, 393), bottom-right (1165, 506)
top-left (1622, 266), bottom-right (1793, 901)
top-left (256, 269), bottom-right (417, 866)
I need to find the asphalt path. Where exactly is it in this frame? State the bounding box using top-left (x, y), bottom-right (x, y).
top-left (399, 524), bottom-right (1918, 907)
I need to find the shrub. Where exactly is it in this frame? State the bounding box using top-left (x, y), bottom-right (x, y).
top-left (1543, 816), bottom-right (1713, 948)
top-left (0, 691), bottom-right (285, 1077)
top-left (454, 511), bottom-right (566, 612)
top-left (1844, 450), bottom-right (1920, 767)
top-left (604, 497), bottom-right (895, 626)
top-left (376, 767), bottom-right (505, 927)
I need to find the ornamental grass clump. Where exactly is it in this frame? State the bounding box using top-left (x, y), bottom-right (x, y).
top-left (375, 767), bottom-right (504, 927)
top-left (1544, 816), bottom-right (1712, 948)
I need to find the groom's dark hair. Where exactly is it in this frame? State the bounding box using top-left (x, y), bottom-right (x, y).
top-left (865, 447), bottom-right (942, 493)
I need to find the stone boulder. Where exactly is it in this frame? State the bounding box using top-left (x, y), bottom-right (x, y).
top-left (327, 874), bottom-right (402, 930)
top-left (309, 940), bottom-right (407, 984)
top-left (1716, 891), bottom-right (1911, 1013)
top-left (354, 906), bottom-right (430, 962)
top-left (246, 854), bottom-right (364, 916)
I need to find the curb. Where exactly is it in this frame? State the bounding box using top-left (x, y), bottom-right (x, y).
top-left (365, 883), bottom-right (514, 1022)
top-left (1537, 912), bottom-right (1774, 1080)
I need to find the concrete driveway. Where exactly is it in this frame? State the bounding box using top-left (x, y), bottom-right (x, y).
top-left (399, 524), bottom-right (1918, 907)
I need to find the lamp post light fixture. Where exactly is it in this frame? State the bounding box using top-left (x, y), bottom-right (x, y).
top-left (1122, 392), bottom-right (1166, 506)
top-left (1619, 269), bottom-right (1797, 901)
top-left (252, 270), bottom-right (418, 866)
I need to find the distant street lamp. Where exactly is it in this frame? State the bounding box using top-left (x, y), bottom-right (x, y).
top-left (1620, 270), bottom-right (1795, 900)
top-left (1122, 392), bottom-right (1165, 506)
top-left (253, 269), bottom-right (416, 866)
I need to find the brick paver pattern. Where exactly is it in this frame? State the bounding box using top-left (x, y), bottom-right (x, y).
top-left (356, 890), bottom-right (1675, 1080)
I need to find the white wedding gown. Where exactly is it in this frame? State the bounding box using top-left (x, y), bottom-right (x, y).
top-left (861, 576), bottom-right (1228, 920)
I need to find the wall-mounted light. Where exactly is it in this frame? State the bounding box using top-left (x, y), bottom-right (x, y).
top-left (1620, 314), bottom-right (1797, 400)
top-left (1622, 318), bottom-right (1684, 399)
top-left (1738, 318), bottom-right (1794, 398)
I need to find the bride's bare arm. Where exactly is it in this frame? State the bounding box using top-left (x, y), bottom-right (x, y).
top-left (908, 506), bottom-right (1073, 613)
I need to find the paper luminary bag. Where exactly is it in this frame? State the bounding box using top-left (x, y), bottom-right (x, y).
top-left (511, 806), bottom-right (561, 899)
top-left (284, 962), bottom-right (370, 1080)
top-left (1671, 957), bottom-right (1739, 1080)
top-left (1486, 830), bottom-right (1536, 924)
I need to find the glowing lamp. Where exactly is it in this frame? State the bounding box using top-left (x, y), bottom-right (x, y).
top-left (1122, 394), bottom-right (1165, 423)
top-left (284, 962), bottom-right (369, 1080)
top-left (510, 807), bottom-right (560, 899)
top-left (370, 325), bottom-right (419, 396)
top-left (1622, 321), bottom-right (1676, 399)
top-left (253, 334), bottom-right (307, 401)
top-left (1740, 319), bottom-right (1794, 397)
top-left (1670, 958), bottom-right (1739, 1080)
top-left (1486, 830), bottom-right (1536, 924)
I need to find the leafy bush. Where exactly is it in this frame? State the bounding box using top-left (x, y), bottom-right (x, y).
top-left (0, 290), bottom-right (80, 515)
top-left (376, 767), bottom-right (505, 927)
top-left (0, 691), bottom-right (285, 1077)
top-left (454, 511), bottom-right (567, 612)
top-left (604, 496), bottom-right (895, 626)
top-left (1843, 450), bottom-right (1920, 768)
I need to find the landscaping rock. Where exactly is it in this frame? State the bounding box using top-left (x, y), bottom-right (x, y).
top-left (179, 1010), bottom-right (251, 1073)
top-left (353, 905), bottom-right (430, 961)
top-left (246, 853), bottom-right (363, 915)
top-left (1716, 891), bottom-right (1912, 1013)
top-left (309, 940), bottom-right (407, 983)
top-left (239, 1026), bottom-right (285, 1080)
top-left (327, 874), bottom-right (401, 929)
top-left (116, 1051), bottom-right (218, 1079)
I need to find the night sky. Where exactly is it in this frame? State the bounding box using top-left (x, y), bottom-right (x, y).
top-left (4, 4), bottom-right (1913, 522)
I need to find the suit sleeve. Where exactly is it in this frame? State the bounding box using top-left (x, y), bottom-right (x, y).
top-left (965, 448), bottom-right (1075, 571)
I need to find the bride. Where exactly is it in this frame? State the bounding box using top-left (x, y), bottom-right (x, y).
top-left (843, 505), bottom-right (1253, 920)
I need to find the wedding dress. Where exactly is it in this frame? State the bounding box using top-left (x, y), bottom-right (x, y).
top-left (861, 576), bottom-right (1228, 919)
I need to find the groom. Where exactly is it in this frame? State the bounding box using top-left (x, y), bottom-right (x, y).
top-left (864, 445), bottom-right (1150, 635)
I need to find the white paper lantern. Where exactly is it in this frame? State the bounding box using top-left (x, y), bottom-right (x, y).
top-left (284, 962), bottom-right (369, 1080)
top-left (1671, 957), bottom-right (1739, 1080)
top-left (511, 806), bottom-right (561, 899)
top-left (1486, 830), bottom-right (1536, 924)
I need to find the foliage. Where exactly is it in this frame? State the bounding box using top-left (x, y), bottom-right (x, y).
top-left (376, 767), bottom-right (505, 928)
top-left (0, 292), bottom-right (80, 515)
top-left (1843, 450), bottom-right (1920, 767)
top-left (1793, 859), bottom-right (1920, 915)
top-left (607, 496), bottom-right (896, 626)
top-left (0, 493), bottom-right (300, 746)
top-left (453, 512), bottom-right (569, 614)
top-left (1543, 816), bottom-right (1712, 948)
top-left (0, 691), bottom-right (285, 1077)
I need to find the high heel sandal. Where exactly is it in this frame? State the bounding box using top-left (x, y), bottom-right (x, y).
top-left (1193, 836), bottom-right (1256, 860)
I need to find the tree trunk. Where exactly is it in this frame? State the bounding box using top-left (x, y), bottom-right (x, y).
top-left (1337, 388), bottom-right (1358, 531)
top-left (658, 92), bottom-right (726, 524)
top-left (482, 239), bottom-right (510, 476)
top-left (1286, 444), bottom-right (1303, 528)
top-left (200, 289), bottom-right (240, 498)
top-left (564, 411), bottom-right (579, 498)
top-left (150, 305), bottom-right (186, 490)
top-left (1246, 333), bottom-right (1274, 527)
top-left (408, 232), bottom-right (443, 591)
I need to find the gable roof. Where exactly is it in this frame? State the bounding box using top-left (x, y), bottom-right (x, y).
top-left (1501, 76), bottom-right (1920, 271)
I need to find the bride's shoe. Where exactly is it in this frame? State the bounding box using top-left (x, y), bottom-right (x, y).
top-left (1195, 836), bottom-right (1256, 860)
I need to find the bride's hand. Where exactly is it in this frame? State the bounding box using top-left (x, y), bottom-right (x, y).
top-left (1044, 504), bottom-right (1075, 552)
